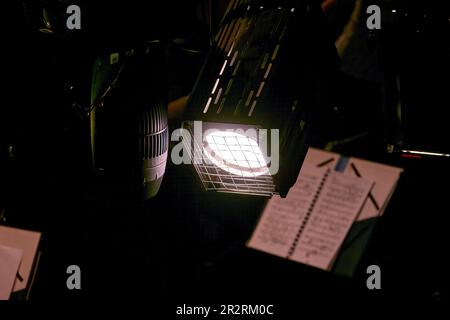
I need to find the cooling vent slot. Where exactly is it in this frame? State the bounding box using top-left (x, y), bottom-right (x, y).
top-left (139, 103), bottom-right (168, 160)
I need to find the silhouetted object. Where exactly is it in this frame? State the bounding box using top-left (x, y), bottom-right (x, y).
top-left (381, 1), bottom-right (450, 155)
top-left (90, 45), bottom-right (168, 201)
top-left (182, 0), bottom-right (338, 197)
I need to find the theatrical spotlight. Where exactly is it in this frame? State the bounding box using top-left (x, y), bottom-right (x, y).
top-left (90, 44), bottom-right (168, 201)
top-left (16, 0), bottom-right (176, 202)
top-left (182, 0), bottom-right (338, 197)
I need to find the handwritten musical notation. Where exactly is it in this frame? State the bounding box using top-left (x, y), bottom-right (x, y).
top-left (248, 165), bottom-right (326, 257)
top-left (248, 164), bottom-right (373, 271)
top-left (290, 171), bottom-right (373, 270)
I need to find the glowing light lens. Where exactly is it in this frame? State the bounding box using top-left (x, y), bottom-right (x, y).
top-left (203, 131), bottom-right (269, 177)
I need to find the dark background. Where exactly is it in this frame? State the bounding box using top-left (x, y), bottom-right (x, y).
top-left (1, 0), bottom-right (449, 313)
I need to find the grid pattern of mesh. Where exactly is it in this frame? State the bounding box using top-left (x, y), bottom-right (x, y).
top-left (183, 124), bottom-right (276, 197)
top-left (203, 131), bottom-right (269, 177)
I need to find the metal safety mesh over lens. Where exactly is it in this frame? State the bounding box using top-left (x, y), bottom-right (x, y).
top-left (203, 131), bottom-right (269, 177)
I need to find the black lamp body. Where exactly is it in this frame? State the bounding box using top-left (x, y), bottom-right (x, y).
top-left (183, 0), bottom-right (338, 197)
top-left (90, 45), bottom-right (168, 201)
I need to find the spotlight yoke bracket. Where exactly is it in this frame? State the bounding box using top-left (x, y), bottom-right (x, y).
top-left (183, 0), bottom-right (337, 197)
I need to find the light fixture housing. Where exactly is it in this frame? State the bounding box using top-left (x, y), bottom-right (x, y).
top-left (90, 43), bottom-right (168, 201)
top-left (182, 0), bottom-right (338, 197)
top-left (182, 121), bottom-right (276, 196)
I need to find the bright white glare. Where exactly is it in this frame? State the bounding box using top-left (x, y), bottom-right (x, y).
top-left (401, 150), bottom-right (450, 157)
top-left (203, 131), bottom-right (269, 177)
top-left (220, 60), bottom-right (228, 75)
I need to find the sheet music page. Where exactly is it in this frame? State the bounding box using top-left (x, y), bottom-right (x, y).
top-left (290, 171), bottom-right (373, 270)
top-left (303, 148), bottom-right (403, 221)
top-left (0, 226), bottom-right (41, 292)
top-left (247, 164), bottom-right (327, 257)
top-left (344, 158), bottom-right (403, 221)
top-left (0, 244), bottom-right (23, 300)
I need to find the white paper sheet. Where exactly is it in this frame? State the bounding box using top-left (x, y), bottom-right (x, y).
top-left (0, 226), bottom-right (41, 292)
top-left (0, 244), bottom-right (23, 300)
top-left (303, 148), bottom-right (403, 221)
top-left (248, 164), bottom-right (373, 270)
